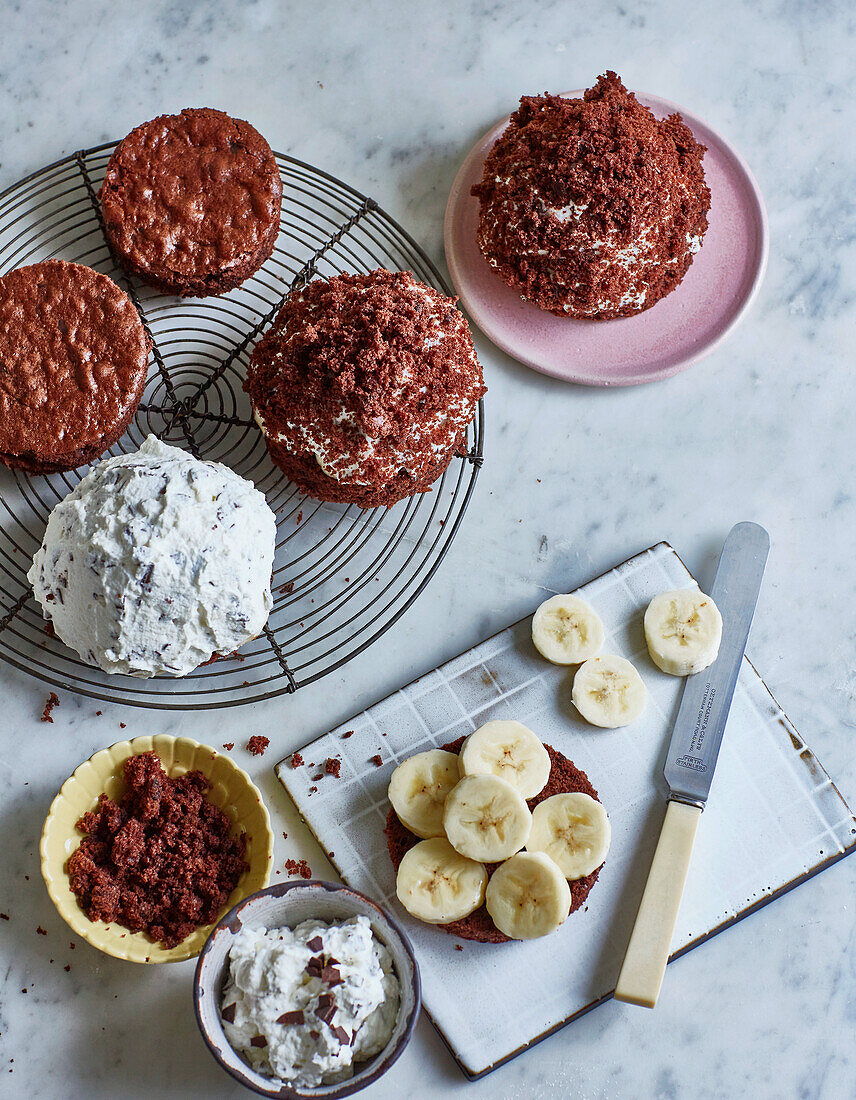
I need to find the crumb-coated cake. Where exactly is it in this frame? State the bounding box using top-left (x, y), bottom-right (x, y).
top-left (28, 435), bottom-right (277, 677)
top-left (100, 107), bottom-right (282, 298)
top-left (471, 72), bottom-right (710, 319)
top-left (245, 269), bottom-right (485, 509)
top-left (385, 738), bottom-right (602, 943)
top-left (0, 260), bottom-right (150, 472)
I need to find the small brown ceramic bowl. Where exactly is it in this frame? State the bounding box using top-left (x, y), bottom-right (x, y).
top-left (193, 881), bottom-right (421, 1097)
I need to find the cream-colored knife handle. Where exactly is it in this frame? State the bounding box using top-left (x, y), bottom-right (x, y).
top-left (613, 799), bottom-right (702, 1008)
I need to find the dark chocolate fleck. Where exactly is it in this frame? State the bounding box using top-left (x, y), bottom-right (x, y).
top-left (305, 955), bottom-right (324, 978)
top-left (276, 1010), bottom-right (305, 1026)
top-left (314, 1002), bottom-right (336, 1024)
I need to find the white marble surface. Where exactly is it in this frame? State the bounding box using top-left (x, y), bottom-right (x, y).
top-left (0, 2), bottom-right (854, 1098)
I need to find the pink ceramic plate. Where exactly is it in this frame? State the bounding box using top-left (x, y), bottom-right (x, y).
top-left (444, 91), bottom-right (769, 386)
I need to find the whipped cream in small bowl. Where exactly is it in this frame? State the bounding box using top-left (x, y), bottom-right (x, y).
top-left (194, 881), bottom-right (420, 1097)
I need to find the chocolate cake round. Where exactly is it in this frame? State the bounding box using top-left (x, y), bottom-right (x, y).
top-left (385, 739), bottom-right (603, 943)
top-left (245, 269), bottom-right (485, 509)
top-left (0, 260), bottom-right (150, 472)
top-left (471, 72), bottom-right (710, 320)
top-left (100, 107), bottom-right (282, 297)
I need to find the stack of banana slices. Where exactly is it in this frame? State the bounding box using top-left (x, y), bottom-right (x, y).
top-left (390, 721), bottom-right (610, 940)
top-left (531, 587), bottom-right (723, 728)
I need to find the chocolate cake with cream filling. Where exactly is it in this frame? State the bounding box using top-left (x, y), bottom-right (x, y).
top-left (245, 269), bottom-right (485, 509)
top-left (471, 72), bottom-right (710, 319)
top-left (385, 738), bottom-right (602, 943)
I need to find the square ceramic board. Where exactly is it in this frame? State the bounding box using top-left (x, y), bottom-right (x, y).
top-left (276, 542), bottom-right (856, 1079)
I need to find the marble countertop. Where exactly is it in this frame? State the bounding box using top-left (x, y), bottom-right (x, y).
top-left (1, 2), bottom-right (854, 1097)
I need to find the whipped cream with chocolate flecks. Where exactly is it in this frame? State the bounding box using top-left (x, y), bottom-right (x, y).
top-left (221, 916), bottom-right (400, 1087)
top-left (28, 435), bottom-right (276, 676)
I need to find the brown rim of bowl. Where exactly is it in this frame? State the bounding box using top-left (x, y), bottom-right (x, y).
top-left (193, 880), bottom-right (422, 1098)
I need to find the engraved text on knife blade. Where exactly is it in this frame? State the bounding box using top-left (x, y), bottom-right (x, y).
top-left (673, 680), bottom-right (716, 770)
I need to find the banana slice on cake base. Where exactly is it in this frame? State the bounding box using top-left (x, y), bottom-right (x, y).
top-left (644, 588), bottom-right (723, 676)
top-left (485, 851), bottom-right (572, 939)
top-left (458, 720), bottom-right (551, 799)
top-left (443, 774), bottom-right (532, 862)
top-left (388, 749), bottom-right (461, 838)
top-left (527, 792), bottom-right (610, 879)
top-left (396, 837), bottom-right (488, 923)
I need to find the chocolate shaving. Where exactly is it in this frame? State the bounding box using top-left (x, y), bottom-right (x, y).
top-left (331, 1024), bottom-right (350, 1046)
top-left (314, 1002), bottom-right (336, 1025)
top-left (221, 1002), bottom-right (237, 1023)
top-left (305, 955), bottom-right (324, 978)
top-left (276, 1010), bottom-right (305, 1026)
top-left (306, 936), bottom-right (323, 952)
top-left (321, 966), bottom-right (342, 986)
top-left (250, 1035), bottom-right (268, 1048)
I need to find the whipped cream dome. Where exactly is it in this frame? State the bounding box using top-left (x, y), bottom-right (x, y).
top-left (221, 916), bottom-right (400, 1087)
top-left (28, 435), bottom-right (276, 676)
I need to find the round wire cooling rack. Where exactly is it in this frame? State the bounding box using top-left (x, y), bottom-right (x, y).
top-left (0, 143), bottom-right (484, 709)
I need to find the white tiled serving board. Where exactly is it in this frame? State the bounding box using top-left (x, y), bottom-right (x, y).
top-left (276, 543), bottom-right (856, 1079)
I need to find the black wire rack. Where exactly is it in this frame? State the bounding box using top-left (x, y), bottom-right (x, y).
top-left (0, 143), bottom-right (484, 709)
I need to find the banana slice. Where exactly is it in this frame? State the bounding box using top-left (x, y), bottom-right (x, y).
top-left (531, 594), bottom-right (605, 665)
top-left (459, 720), bottom-right (551, 799)
top-left (388, 749), bottom-right (461, 838)
top-left (527, 793), bottom-right (610, 879)
top-left (485, 851), bottom-right (572, 940)
top-left (572, 654), bottom-right (646, 728)
top-left (644, 588), bottom-right (723, 676)
top-left (396, 837), bottom-right (488, 924)
top-left (443, 774), bottom-right (532, 862)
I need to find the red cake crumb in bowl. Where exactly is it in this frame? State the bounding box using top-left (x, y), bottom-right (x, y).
top-left (471, 72), bottom-right (710, 320)
top-left (67, 751), bottom-right (249, 949)
top-left (40, 735), bottom-right (274, 962)
top-left (245, 269), bottom-right (485, 509)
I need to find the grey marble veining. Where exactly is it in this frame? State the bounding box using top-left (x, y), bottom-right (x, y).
top-left (0, 1), bottom-right (854, 1097)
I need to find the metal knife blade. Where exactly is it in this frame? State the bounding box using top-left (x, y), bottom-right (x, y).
top-left (663, 522), bottom-right (770, 807)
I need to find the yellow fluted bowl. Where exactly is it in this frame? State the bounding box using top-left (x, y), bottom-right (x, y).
top-left (40, 734), bottom-right (274, 963)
